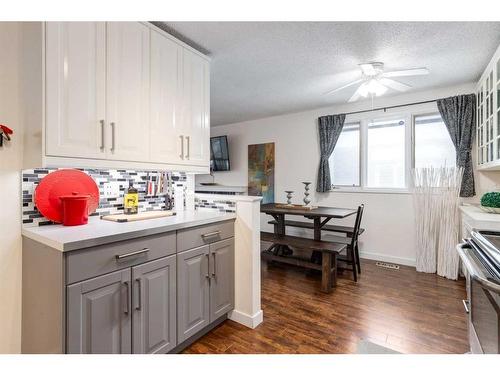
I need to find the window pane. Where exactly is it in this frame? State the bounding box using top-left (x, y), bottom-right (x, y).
top-left (330, 123), bottom-right (360, 186)
top-left (415, 114), bottom-right (456, 169)
top-left (367, 118), bottom-right (406, 188)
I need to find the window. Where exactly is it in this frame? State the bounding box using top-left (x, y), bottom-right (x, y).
top-left (328, 109), bottom-right (455, 192)
top-left (414, 114), bottom-right (456, 169)
top-left (330, 123), bottom-right (360, 186)
top-left (366, 118), bottom-right (406, 189)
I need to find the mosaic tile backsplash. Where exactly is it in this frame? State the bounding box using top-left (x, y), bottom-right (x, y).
top-left (22, 168), bottom-right (188, 227)
top-left (194, 196), bottom-right (236, 213)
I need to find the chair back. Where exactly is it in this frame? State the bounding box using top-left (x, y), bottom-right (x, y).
top-left (350, 204), bottom-right (364, 248)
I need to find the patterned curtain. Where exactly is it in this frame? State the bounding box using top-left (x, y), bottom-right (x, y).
top-left (316, 114), bottom-right (346, 192)
top-left (437, 94), bottom-right (476, 197)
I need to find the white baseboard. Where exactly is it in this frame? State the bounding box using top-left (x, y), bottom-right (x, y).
top-left (359, 251), bottom-right (416, 267)
top-left (228, 309), bottom-right (263, 329)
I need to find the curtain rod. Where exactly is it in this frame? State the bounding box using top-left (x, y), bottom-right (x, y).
top-left (341, 99), bottom-right (438, 117)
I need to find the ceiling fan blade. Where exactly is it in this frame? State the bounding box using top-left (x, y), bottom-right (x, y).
top-left (323, 78), bottom-right (365, 95)
top-left (348, 85), bottom-right (365, 102)
top-left (382, 68), bottom-right (429, 78)
top-left (379, 78), bottom-right (411, 92)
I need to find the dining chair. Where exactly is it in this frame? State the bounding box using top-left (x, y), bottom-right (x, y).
top-left (325, 204), bottom-right (364, 281)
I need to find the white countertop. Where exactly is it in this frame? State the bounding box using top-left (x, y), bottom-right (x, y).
top-left (195, 184), bottom-right (247, 193)
top-left (22, 210), bottom-right (236, 252)
top-left (195, 193), bottom-right (262, 202)
top-left (460, 204), bottom-right (500, 222)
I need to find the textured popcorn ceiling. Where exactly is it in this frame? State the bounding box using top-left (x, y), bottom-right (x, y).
top-left (159, 22), bottom-right (500, 126)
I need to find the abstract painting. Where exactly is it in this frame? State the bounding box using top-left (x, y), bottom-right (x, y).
top-left (248, 142), bottom-right (275, 204)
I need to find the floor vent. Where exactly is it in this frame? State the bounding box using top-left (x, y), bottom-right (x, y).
top-left (375, 261), bottom-right (400, 270)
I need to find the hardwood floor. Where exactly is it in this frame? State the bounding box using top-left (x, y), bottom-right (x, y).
top-left (183, 258), bottom-right (469, 354)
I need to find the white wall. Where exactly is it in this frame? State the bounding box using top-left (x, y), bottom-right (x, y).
top-left (204, 83), bottom-right (500, 266)
top-left (0, 22), bottom-right (22, 353)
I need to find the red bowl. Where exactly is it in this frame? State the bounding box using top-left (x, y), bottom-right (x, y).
top-left (35, 169), bottom-right (99, 223)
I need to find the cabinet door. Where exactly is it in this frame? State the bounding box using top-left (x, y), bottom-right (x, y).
top-left (132, 255), bottom-right (176, 354)
top-left (149, 30), bottom-right (184, 164)
top-left (177, 245), bottom-right (210, 342)
top-left (66, 269), bottom-right (131, 354)
top-left (106, 22), bottom-right (150, 162)
top-left (209, 238), bottom-right (235, 322)
top-left (181, 49), bottom-right (210, 166)
top-left (45, 22), bottom-right (106, 159)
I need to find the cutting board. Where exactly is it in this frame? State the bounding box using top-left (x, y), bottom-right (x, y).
top-left (101, 210), bottom-right (176, 223)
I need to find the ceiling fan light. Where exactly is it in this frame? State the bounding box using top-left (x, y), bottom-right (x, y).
top-left (363, 79), bottom-right (387, 97)
top-left (359, 62), bottom-right (384, 76)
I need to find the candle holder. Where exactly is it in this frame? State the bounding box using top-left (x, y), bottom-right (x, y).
top-left (302, 182), bottom-right (312, 206)
top-left (284, 191), bottom-right (294, 205)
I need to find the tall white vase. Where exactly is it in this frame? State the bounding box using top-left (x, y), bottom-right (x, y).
top-left (412, 167), bottom-right (463, 279)
top-left (436, 168), bottom-right (463, 280)
top-left (412, 168), bottom-right (440, 273)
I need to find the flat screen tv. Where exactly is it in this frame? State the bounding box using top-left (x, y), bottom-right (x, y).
top-left (210, 135), bottom-right (230, 171)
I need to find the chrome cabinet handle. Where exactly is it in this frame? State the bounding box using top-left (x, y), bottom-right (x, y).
top-left (205, 253), bottom-right (210, 280)
top-left (212, 252), bottom-right (216, 278)
top-left (123, 281), bottom-right (129, 314)
top-left (110, 122), bottom-right (116, 153)
top-left (186, 135), bottom-right (190, 159)
top-left (100, 119), bottom-right (105, 151)
top-left (201, 231), bottom-right (221, 239)
top-left (115, 248), bottom-right (149, 261)
top-left (462, 299), bottom-right (470, 314)
top-left (179, 135), bottom-right (184, 159)
top-left (135, 278), bottom-right (142, 311)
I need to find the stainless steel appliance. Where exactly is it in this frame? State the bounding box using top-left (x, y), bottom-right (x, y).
top-left (457, 230), bottom-right (500, 354)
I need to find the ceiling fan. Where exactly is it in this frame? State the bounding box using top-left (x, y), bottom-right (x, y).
top-left (324, 62), bottom-right (429, 102)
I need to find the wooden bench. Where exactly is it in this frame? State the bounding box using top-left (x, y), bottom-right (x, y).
top-left (261, 231), bottom-right (347, 293)
top-left (268, 219), bottom-right (365, 237)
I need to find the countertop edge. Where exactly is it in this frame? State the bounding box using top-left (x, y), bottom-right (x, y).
top-left (460, 204), bottom-right (500, 222)
top-left (21, 230), bottom-right (65, 252)
top-left (195, 193), bottom-right (262, 202)
top-left (22, 213), bottom-right (236, 252)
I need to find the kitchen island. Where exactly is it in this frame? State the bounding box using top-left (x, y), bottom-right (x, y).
top-left (22, 210), bottom-right (237, 354)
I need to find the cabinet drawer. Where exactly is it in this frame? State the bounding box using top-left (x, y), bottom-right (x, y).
top-left (66, 232), bottom-right (176, 284)
top-left (177, 220), bottom-right (234, 253)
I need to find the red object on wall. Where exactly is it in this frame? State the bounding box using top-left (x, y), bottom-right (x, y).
top-left (0, 124), bottom-right (13, 135)
top-left (34, 169), bottom-right (99, 224)
top-left (59, 193), bottom-right (90, 226)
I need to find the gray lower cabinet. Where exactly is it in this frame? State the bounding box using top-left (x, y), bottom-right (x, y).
top-left (22, 219), bottom-right (235, 354)
top-left (67, 268), bottom-right (132, 354)
top-left (66, 255), bottom-right (177, 354)
top-left (132, 255), bottom-right (177, 354)
top-left (210, 238), bottom-right (235, 322)
top-left (177, 245), bottom-right (211, 342)
top-left (177, 238), bottom-right (235, 343)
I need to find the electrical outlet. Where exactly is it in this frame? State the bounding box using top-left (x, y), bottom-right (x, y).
top-left (103, 182), bottom-right (120, 198)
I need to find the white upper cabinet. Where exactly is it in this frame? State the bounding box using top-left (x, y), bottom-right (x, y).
top-left (180, 48), bottom-right (210, 166)
top-left (106, 22), bottom-right (151, 162)
top-left (149, 30), bottom-right (183, 164)
top-left (45, 22), bottom-right (106, 159)
top-left (476, 43), bottom-right (500, 170)
top-left (25, 22), bottom-right (210, 172)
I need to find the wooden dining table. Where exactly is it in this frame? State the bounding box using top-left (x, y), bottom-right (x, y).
top-left (261, 203), bottom-right (357, 239)
top-left (260, 203), bottom-right (357, 293)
